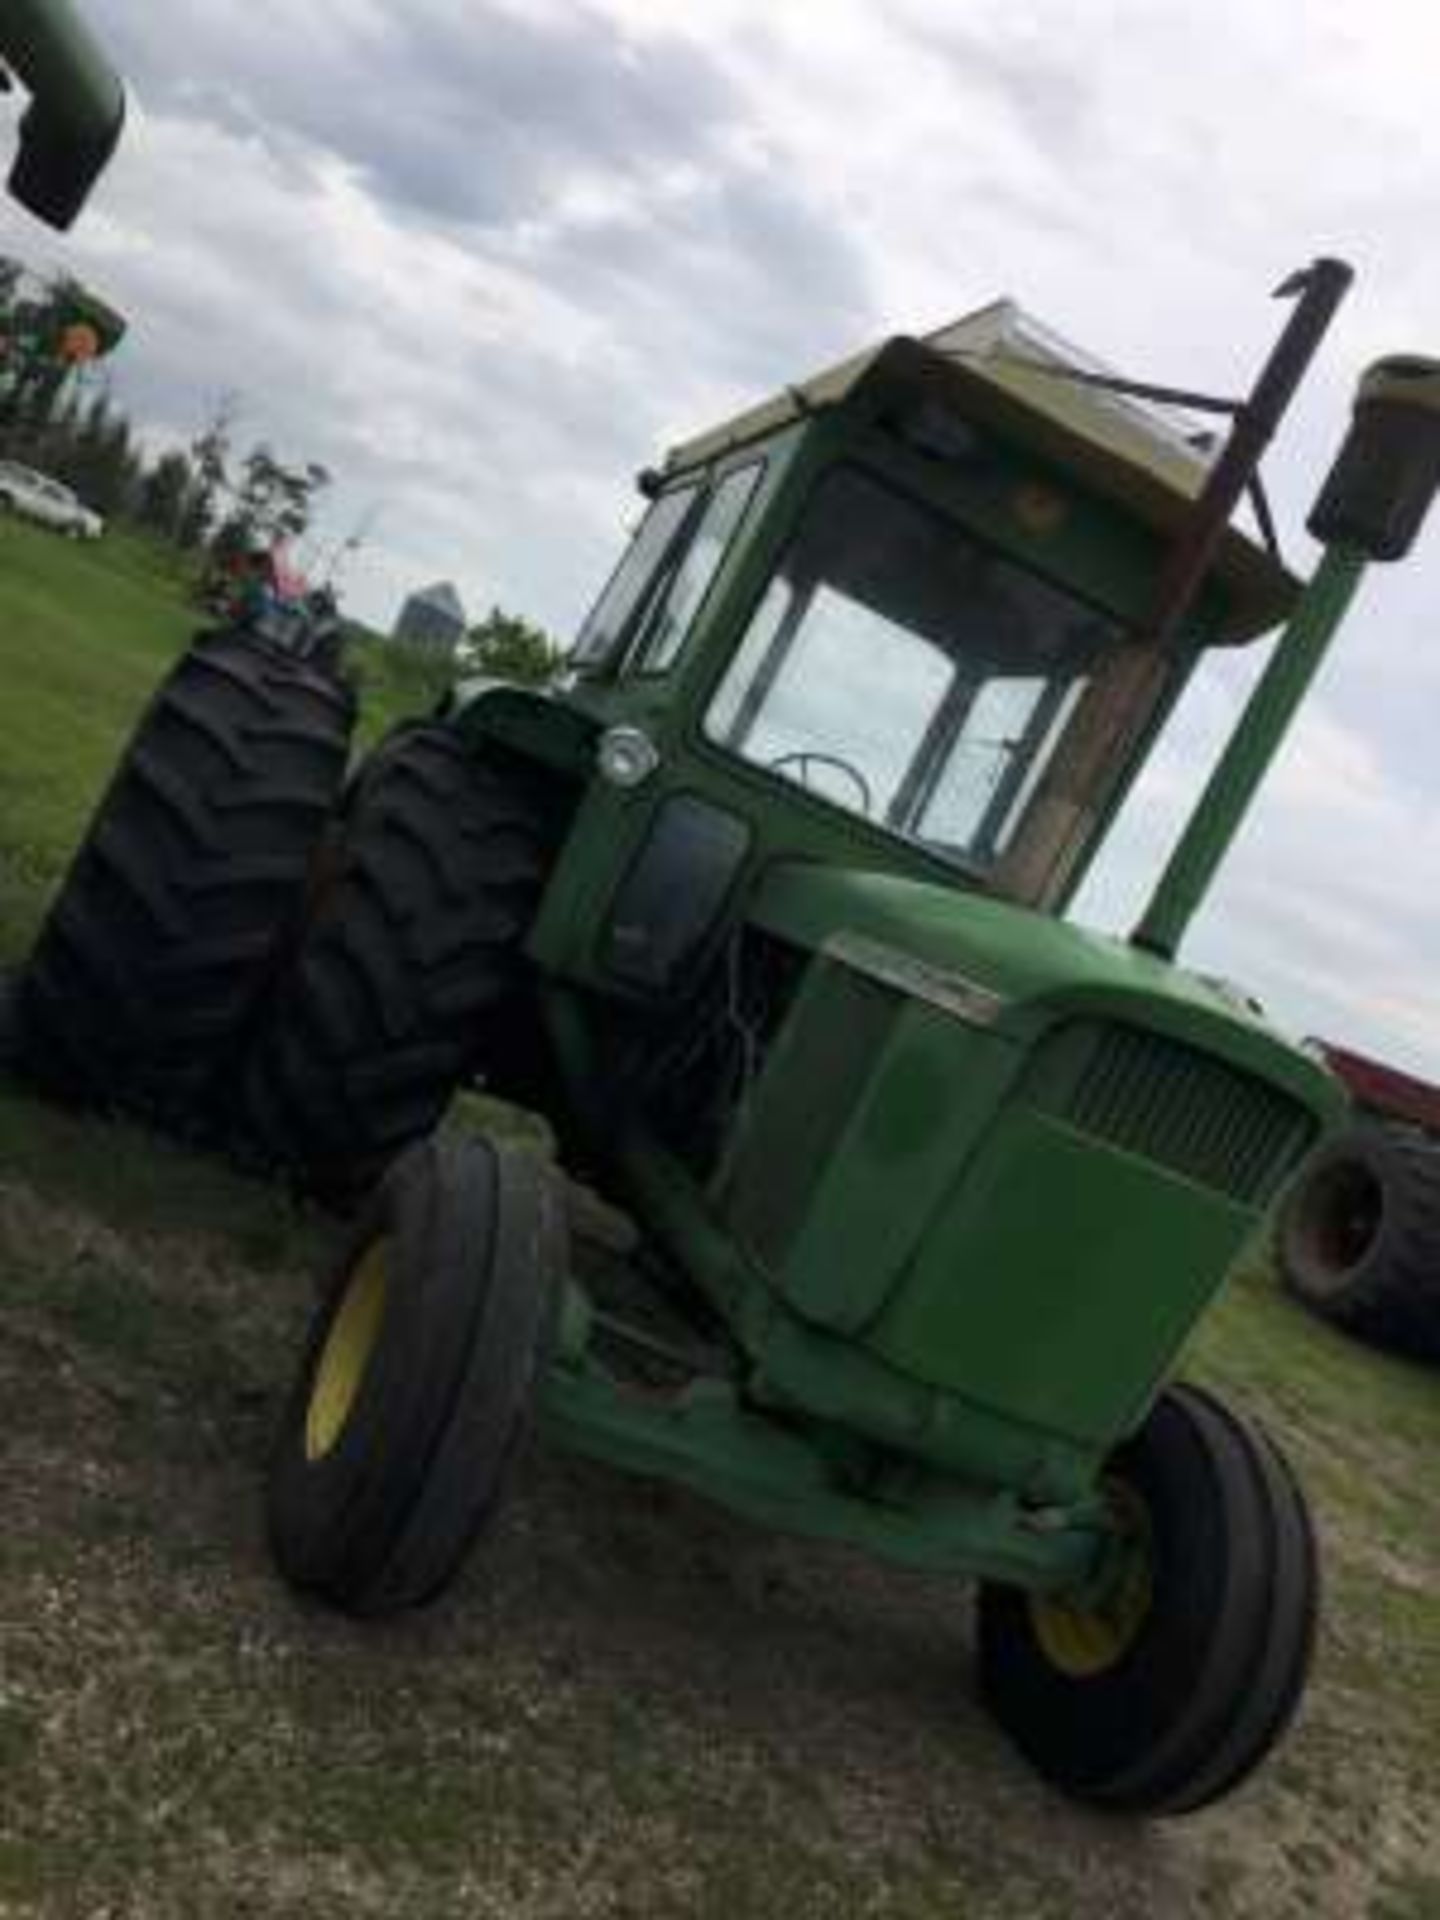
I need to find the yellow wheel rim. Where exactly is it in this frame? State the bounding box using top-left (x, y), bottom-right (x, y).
top-left (305, 1238), bottom-right (390, 1462)
top-left (1029, 1483), bottom-right (1154, 1679)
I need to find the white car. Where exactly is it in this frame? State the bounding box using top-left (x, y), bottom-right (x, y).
top-left (0, 460), bottom-right (104, 539)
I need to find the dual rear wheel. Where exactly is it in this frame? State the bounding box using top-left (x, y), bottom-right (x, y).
top-left (15, 628), bottom-right (550, 1196)
top-left (16, 629), bottom-right (356, 1127)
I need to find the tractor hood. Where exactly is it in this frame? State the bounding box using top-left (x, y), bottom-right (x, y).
top-left (749, 861), bottom-right (1345, 1124)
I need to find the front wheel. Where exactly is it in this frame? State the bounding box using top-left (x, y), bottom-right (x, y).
top-left (977, 1384), bottom-right (1318, 1815)
top-left (267, 1132), bottom-right (566, 1615)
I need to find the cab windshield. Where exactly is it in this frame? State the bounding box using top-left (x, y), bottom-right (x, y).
top-left (705, 466), bottom-right (1122, 873)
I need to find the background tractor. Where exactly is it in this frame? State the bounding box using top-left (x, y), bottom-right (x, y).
top-left (17, 247), bottom-right (1440, 1817)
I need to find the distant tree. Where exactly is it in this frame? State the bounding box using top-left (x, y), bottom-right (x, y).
top-left (208, 509), bottom-right (254, 571)
top-left (0, 255), bottom-right (21, 358)
top-left (464, 605), bottom-right (561, 685)
top-left (231, 443), bottom-right (331, 547)
top-left (137, 449), bottom-right (195, 541)
top-left (175, 478), bottom-right (214, 551)
top-left (99, 417), bottom-right (141, 517)
top-left (187, 391), bottom-right (238, 545)
top-left (62, 392), bottom-right (111, 495)
top-left (59, 392), bottom-right (138, 516)
top-left (31, 387), bottom-right (82, 477)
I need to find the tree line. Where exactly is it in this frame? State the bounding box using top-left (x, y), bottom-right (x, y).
top-left (3, 253), bottom-right (332, 560)
top-left (1, 251), bottom-right (563, 682)
top-left (2, 384), bottom-right (332, 564)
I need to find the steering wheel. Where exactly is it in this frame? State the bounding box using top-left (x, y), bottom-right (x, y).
top-left (767, 750), bottom-right (874, 817)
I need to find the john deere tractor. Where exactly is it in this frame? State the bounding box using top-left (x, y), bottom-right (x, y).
top-left (242, 284), bottom-right (1437, 1818)
top-left (10, 32), bottom-right (1440, 1801)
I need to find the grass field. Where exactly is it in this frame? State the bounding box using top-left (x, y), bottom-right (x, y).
top-left (1, 516), bottom-right (1438, 1919)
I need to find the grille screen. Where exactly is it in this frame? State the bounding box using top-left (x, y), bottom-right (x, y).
top-left (1045, 1023), bottom-right (1312, 1205)
top-left (721, 967), bottom-right (898, 1268)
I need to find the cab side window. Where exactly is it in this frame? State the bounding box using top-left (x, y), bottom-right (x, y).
top-left (570, 483), bottom-right (699, 673)
top-left (634, 463), bottom-right (763, 675)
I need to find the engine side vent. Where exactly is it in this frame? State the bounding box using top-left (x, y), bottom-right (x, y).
top-left (1045, 1023), bottom-right (1313, 1205)
top-left (721, 967), bottom-right (898, 1269)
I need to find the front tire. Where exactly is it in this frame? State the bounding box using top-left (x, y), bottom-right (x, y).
top-left (977, 1384), bottom-right (1318, 1815)
top-left (241, 720), bottom-right (554, 1201)
top-left (0, 970), bottom-right (19, 1070)
top-left (267, 1132), bottom-right (565, 1614)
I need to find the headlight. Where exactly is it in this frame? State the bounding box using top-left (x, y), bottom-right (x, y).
top-left (597, 725), bottom-right (661, 789)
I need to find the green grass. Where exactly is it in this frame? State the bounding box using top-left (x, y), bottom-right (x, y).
top-left (0, 521), bottom-right (195, 956)
top-left (1, 522), bottom-right (1438, 1917)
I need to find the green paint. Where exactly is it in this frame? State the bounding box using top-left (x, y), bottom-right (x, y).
top-left (747, 861), bottom-right (1344, 1110)
top-left (868, 1110), bottom-right (1254, 1444)
top-left (1134, 544), bottom-right (1370, 956)
top-left (542, 1351), bottom-right (1105, 1591)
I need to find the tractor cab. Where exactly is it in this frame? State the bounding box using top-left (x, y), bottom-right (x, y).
top-left (504, 304), bottom-right (1295, 1004)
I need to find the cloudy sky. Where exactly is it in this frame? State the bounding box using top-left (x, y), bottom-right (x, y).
top-left (5, 0), bottom-right (1440, 1073)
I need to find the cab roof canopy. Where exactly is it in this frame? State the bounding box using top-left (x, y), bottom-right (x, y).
top-left (665, 300), bottom-right (1299, 644)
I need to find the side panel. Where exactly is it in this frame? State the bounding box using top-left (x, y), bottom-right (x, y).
top-left (867, 1112), bottom-right (1251, 1445)
top-left (716, 965), bottom-right (1023, 1332)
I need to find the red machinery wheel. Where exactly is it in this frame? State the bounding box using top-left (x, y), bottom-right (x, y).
top-left (1278, 1124), bottom-right (1440, 1360)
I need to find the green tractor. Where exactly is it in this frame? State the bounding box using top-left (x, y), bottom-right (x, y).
top-left (250, 289), bottom-right (1440, 1820)
top-left (10, 0), bottom-right (1440, 1820)
top-left (24, 250), bottom-right (1440, 1811)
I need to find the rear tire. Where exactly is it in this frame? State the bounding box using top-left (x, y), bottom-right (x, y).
top-left (977, 1383), bottom-right (1318, 1815)
top-left (0, 970), bottom-right (19, 1070)
top-left (1277, 1125), bottom-right (1440, 1360)
top-left (267, 1132), bottom-right (565, 1614)
top-left (17, 631), bottom-right (355, 1126)
top-left (241, 720), bottom-right (553, 1201)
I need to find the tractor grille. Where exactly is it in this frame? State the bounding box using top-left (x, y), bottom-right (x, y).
top-left (1045, 1023), bottom-right (1313, 1206)
top-left (721, 966), bottom-right (898, 1268)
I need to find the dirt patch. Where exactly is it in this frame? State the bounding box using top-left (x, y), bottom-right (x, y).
top-left (2, 1177), bottom-right (1438, 1919)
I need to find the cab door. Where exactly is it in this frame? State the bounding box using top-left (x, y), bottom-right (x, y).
top-left (528, 447), bottom-right (784, 995)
